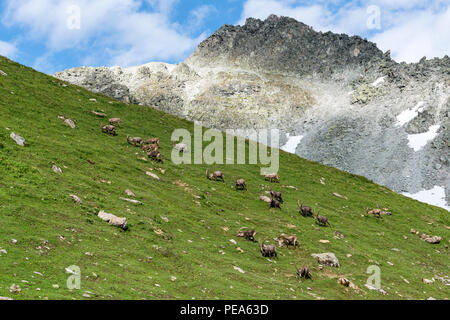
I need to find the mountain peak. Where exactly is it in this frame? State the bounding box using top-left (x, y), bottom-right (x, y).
top-left (187, 15), bottom-right (389, 76)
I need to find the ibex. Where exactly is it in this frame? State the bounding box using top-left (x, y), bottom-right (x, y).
top-left (296, 266), bottom-right (312, 280)
top-left (236, 227), bottom-right (256, 242)
top-left (366, 208), bottom-right (382, 218)
top-left (259, 239), bottom-right (277, 258)
top-left (298, 201), bottom-right (313, 217)
top-left (101, 125), bottom-right (117, 136)
top-left (235, 179), bottom-right (247, 190)
top-left (269, 190), bottom-right (283, 203)
top-left (206, 169), bottom-right (224, 182)
top-left (277, 234), bottom-right (299, 249)
top-left (147, 150), bottom-right (162, 162)
top-left (127, 135), bottom-right (143, 147)
top-left (146, 137), bottom-right (160, 145)
top-left (269, 197), bottom-right (282, 210)
top-left (264, 173), bottom-right (280, 183)
top-left (109, 118), bottom-right (121, 127)
top-left (315, 211), bottom-right (331, 227)
top-left (142, 143), bottom-right (159, 152)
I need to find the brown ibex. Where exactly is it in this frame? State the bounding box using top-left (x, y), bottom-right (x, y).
top-left (127, 135), bottom-right (143, 147)
top-left (147, 150), bottom-right (162, 162)
top-left (206, 169), bottom-right (224, 182)
top-left (235, 179), bottom-right (247, 190)
top-left (101, 125), bottom-right (117, 136)
top-left (236, 227), bottom-right (256, 242)
top-left (259, 239), bottom-right (277, 258)
top-left (298, 201), bottom-right (313, 217)
top-left (264, 173), bottom-right (280, 183)
top-left (269, 197), bottom-right (282, 210)
top-left (296, 266), bottom-right (312, 280)
top-left (109, 118), bottom-right (121, 127)
top-left (315, 211), bottom-right (331, 227)
top-left (277, 234), bottom-right (299, 249)
top-left (142, 143), bottom-right (159, 152)
top-left (366, 208), bottom-right (382, 218)
top-left (146, 137), bottom-right (160, 145)
top-left (269, 190), bottom-right (283, 203)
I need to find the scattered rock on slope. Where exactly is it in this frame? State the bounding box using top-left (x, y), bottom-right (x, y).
top-left (98, 210), bottom-right (128, 230)
top-left (311, 252), bottom-right (340, 267)
top-left (10, 132), bottom-right (26, 146)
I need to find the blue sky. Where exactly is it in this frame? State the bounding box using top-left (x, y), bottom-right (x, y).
top-left (0, 0), bottom-right (449, 74)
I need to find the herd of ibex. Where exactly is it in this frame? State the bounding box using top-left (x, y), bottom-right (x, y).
top-left (98, 111), bottom-right (390, 282)
top-left (99, 116), bottom-right (163, 162)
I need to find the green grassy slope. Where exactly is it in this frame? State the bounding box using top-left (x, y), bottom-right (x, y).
top-left (0, 56), bottom-right (448, 300)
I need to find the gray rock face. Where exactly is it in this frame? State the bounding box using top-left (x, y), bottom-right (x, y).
top-left (188, 14), bottom-right (385, 77)
top-left (54, 15), bottom-right (450, 208)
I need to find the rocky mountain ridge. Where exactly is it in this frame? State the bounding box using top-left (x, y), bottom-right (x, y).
top-left (54, 15), bottom-right (450, 209)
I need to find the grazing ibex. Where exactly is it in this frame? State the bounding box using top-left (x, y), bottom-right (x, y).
top-left (147, 150), bottom-right (162, 162)
top-left (127, 135), bottom-right (143, 147)
top-left (142, 143), bottom-right (159, 152)
top-left (269, 190), bottom-right (283, 203)
top-left (277, 234), bottom-right (299, 249)
top-left (269, 197), bottom-right (282, 210)
top-left (236, 227), bottom-right (256, 242)
top-left (315, 211), bottom-right (331, 227)
top-left (146, 137), bottom-right (160, 145)
top-left (296, 266), bottom-right (312, 280)
top-left (366, 208), bottom-right (382, 218)
top-left (235, 179), bottom-right (247, 190)
top-left (206, 169), bottom-right (224, 182)
top-left (298, 201), bottom-right (313, 217)
top-left (109, 118), bottom-right (121, 127)
top-left (259, 239), bottom-right (277, 258)
top-left (264, 173), bottom-right (280, 183)
top-left (101, 125), bottom-right (117, 136)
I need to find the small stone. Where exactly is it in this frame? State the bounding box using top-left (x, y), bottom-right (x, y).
top-left (52, 165), bottom-right (63, 174)
top-left (119, 197), bottom-right (143, 205)
top-left (10, 132), bottom-right (26, 146)
top-left (10, 239), bottom-right (18, 244)
top-left (63, 118), bottom-right (76, 129)
top-left (125, 189), bottom-right (136, 197)
top-left (230, 239), bottom-right (237, 245)
top-left (233, 266), bottom-right (245, 274)
top-left (170, 276), bottom-right (177, 282)
top-left (52, 284), bottom-right (59, 289)
top-left (422, 278), bottom-right (434, 284)
top-left (146, 171), bottom-right (160, 181)
top-left (9, 284), bottom-right (21, 294)
top-left (70, 194), bottom-right (82, 204)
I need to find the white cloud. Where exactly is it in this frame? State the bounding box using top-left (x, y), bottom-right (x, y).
top-left (371, 8), bottom-right (450, 62)
top-left (2, 0), bottom-right (201, 69)
top-left (239, 0), bottom-right (450, 63)
top-left (188, 5), bottom-right (218, 31)
top-left (0, 40), bottom-right (17, 58)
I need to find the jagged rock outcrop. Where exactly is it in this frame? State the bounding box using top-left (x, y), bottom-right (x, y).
top-left (54, 15), bottom-right (450, 209)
